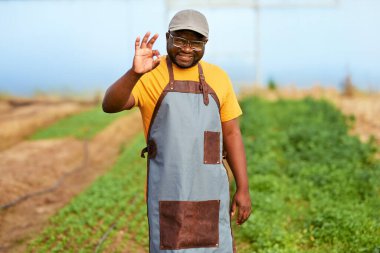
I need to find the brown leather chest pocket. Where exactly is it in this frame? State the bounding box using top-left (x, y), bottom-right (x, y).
top-left (204, 131), bottom-right (221, 164)
top-left (159, 200), bottom-right (220, 250)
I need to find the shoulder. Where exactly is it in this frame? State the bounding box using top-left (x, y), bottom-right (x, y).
top-left (200, 60), bottom-right (230, 80)
top-left (200, 60), bottom-right (234, 100)
top-left (200, 61), bottom-right (242, 121)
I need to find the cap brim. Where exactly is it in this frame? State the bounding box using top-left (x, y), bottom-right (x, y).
top-left (169, 26), bottom-right (208, 38)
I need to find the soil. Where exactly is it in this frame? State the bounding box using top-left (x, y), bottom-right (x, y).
top-left (335, 97), bottom-right (380, 145)
top-left (0, 98), bottom-right (94, 151)
top-left (0, 110), bottom-right (143, 253)
top-left (1, 89), bottom-right (379, 253)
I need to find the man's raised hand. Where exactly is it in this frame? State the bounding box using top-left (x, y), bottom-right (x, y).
top-left (132, 32), bottom-right (161, 74)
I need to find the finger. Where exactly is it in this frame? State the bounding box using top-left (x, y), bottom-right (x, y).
top-left (147, 33), bottom-right (159, 49)
top-left (141, 31), bottom-right (151, 48)
top-left (244, 206), bottom-right (252, 216)
top-left (152, 58), bottom-right (161, 69)
top-left (152, 50), bottom-right (161, 63)
top-left (135, 36), bottom-right (141, 51)
top-left (152, 50), bottom-right (160, 58)
top-left (238, 207), bottom-right (251, 225)
top-left (237, 207), bottom-right (245, 225)
top-left (236, 206), bottom-right (245, 224)
top-left (230, 200), bottom-right (237, 217)
top-left (152, 51), bottom-right (161, 69)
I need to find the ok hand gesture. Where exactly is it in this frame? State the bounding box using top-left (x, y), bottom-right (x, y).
top-left (132, 32), bottom-right (161, 74)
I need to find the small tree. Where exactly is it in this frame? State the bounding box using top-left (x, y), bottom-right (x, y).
top-left (267, 78), bottom-right (277, 90)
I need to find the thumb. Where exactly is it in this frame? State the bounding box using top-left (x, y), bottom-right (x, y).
top-left (230, 198), bottom-right (237, 217)
top-left (151, 50), bottom-right (161, 69)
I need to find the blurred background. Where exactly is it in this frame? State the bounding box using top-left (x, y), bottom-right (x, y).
top-left (0, 0), bottom-right (379, 96)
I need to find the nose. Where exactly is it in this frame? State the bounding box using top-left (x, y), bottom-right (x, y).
top-left (182, 43), bottom-right (193, 52)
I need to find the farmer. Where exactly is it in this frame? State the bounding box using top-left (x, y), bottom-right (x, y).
top-left (102, 9), bottom-right (251, 252)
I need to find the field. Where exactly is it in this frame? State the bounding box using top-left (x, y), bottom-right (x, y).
top-left (0, 96), bottom-right (95, 151)
top-left (242, 86), bottom-right (380, 146)
top-left (0, 91), bottom-right (379, 253)
top-left (0, 99), bottom-right (142, 253)
top-left (235, 97), bottom-right (379, 252)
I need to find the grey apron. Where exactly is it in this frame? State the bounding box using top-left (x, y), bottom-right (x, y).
top-left (142, 57), bottom-right (234, 252)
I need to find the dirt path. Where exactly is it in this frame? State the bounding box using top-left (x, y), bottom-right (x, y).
top-left (335, 96), bottom-right (380, 145)
top-left (0, 100), bottom-right (93, 151)
top-left (0, 110), bottom-right (143, 253)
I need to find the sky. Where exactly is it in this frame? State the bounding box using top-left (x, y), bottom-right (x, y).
top-left (0, 0), bottom-right (379, 96)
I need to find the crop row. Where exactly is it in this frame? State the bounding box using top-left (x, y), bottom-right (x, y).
top-left (234, 97), bottom-right (380, 253)
top-left (30, 106), bottom-right (125, 140)
top-left (28, 97), bottom-right (380, 252)
top-left (28, 134), bottom-right (149, 252)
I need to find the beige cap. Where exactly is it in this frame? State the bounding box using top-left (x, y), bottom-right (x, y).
top-left (168, 9), bottom-right (209, 38)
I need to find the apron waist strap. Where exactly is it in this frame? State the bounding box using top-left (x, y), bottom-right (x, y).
top-left (141, 139), bottom-right (157, 159)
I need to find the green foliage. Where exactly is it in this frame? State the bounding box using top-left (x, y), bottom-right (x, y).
top-left (30, 106), bottom-right (125, 140)
top-left (27, 134), bottom-right (148, 252)
top-left (236, 97), bottom-right (380, 253)
top-left (267, 78), bottom-right (277, 90)
top-left (28, 97), bottom-right (380, 252)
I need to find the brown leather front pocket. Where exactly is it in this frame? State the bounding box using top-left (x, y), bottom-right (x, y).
top-left (159, 200), bottom-right (220, 250)
top-left (204, 131), bottom-right (220, 164)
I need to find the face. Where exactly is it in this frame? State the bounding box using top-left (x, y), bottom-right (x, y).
top-left (166, 30), bottom-right (208, 68)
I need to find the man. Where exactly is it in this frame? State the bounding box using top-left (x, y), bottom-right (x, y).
top-left (103, 9), bottom-right (251, 253)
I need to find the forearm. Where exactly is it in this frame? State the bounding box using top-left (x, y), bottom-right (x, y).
top-left (224, 127), bottom-right (249, 192)
top-left (102, 69), bottom-right (142, 113)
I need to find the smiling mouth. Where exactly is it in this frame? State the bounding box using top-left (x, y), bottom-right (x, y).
top-left (177, 54), bottom-right (193, 61)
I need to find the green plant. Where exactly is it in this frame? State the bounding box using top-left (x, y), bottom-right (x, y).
top-left (30, 106), bottom-right (125, 140)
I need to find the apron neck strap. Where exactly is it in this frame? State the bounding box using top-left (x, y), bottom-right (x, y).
top-left (166, 57), bottom-right (175, 89)
top-left (197, 63), bottom-right (209, 105)
top-left (166, 56), bottom-right (204, 83)
top-left (166, 56), bottom-right (209, 106)
top-left (197, 63), bottom-right (205, 84)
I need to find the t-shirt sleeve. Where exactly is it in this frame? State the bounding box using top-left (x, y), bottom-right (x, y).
top-left (220, 75), bottom-right (242, 122)
top-left (131, 78), bottom-right (144, 108)
top-left (131, 86), bottom-right (140, 107)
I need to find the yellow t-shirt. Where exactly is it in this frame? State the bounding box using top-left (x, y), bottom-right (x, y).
top-left (131, 56), bottom-right (242, 139)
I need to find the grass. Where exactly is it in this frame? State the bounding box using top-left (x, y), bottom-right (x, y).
top-left (27, 97), bottom-right (380, 252)
top-left (235, 97), bottom-right (380, 253)
top-left (29, 105), bottom-right (126, 140)
top-left (27, 134), bottom-right (148, 252)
